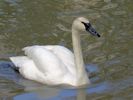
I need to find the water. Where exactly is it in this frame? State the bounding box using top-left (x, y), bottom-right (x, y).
top-left (0, 0), bottom-right (133, 99)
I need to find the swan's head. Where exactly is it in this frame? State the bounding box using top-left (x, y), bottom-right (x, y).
top-left (72, 17), bottom-right (100, 37)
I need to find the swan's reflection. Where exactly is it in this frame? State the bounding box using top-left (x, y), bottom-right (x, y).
top-left (14, 79), bottom-right (110, 100)
top-left (14, 86), bottom-right (87, 100)
top-left (77, 89), bottom-right (86, 100)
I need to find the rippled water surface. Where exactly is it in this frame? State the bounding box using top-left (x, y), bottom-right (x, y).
top-left (0, 0), bottom-right (133, 100)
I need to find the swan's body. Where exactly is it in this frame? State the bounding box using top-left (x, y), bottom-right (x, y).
top-left (10, 17), bottom-right (100, 87)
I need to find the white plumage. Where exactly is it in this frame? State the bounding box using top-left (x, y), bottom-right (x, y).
top-left (11, 45), bottom-right (77, 85)
top-left (10, 17), bottom-right (100, 87)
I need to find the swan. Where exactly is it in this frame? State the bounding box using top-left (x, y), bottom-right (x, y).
top-left (10, 17), bottom-right (100, 87)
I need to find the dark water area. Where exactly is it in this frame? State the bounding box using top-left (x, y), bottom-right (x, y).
top-left (0, 0), bottom-right (133, 100)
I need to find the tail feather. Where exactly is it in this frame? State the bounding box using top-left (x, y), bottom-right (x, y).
top-left (9, 56), bottom-right (31, 68)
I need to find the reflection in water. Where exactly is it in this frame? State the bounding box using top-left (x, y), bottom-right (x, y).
top-left (0, 0), bottom-right (133, 99)
top-left (13, 89), bottom-right (84, 100)
top-left (13, 87), bottom-right (91, 100)
top-left (77, 89), bottom-right (86, 100)
top-left (13, 80), bottom-right (113, 100)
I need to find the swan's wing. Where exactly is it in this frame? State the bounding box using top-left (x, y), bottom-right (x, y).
top-left (23, 45), bottom-right (76, 75)
top-left (22, 46), bottom-right (68, 77)
top-left (43, 45), bottom-right (76, 75)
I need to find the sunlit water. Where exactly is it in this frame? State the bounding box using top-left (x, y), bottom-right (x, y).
top-left (0, 0), bottom-right (133, 100)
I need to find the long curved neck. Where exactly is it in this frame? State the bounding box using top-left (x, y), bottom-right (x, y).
top-left (72, 29), bottom-right (85, 73)
top-left (72, 28), bottom-right (89, 84)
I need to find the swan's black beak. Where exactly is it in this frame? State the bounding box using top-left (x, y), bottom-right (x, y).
top-left (82, 22), bottom-right (100, 37)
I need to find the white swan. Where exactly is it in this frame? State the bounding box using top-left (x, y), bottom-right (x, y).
top-left (10, 17), bottom-right (100, 87)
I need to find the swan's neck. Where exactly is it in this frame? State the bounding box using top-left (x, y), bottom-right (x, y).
top-left (72, 28), bottom-right (89, 85)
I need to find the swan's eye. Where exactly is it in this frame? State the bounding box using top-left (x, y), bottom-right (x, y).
top-left (81, 22), bottom-right (91, 30)
top-left (81, 22), bottom-right (100, 37)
